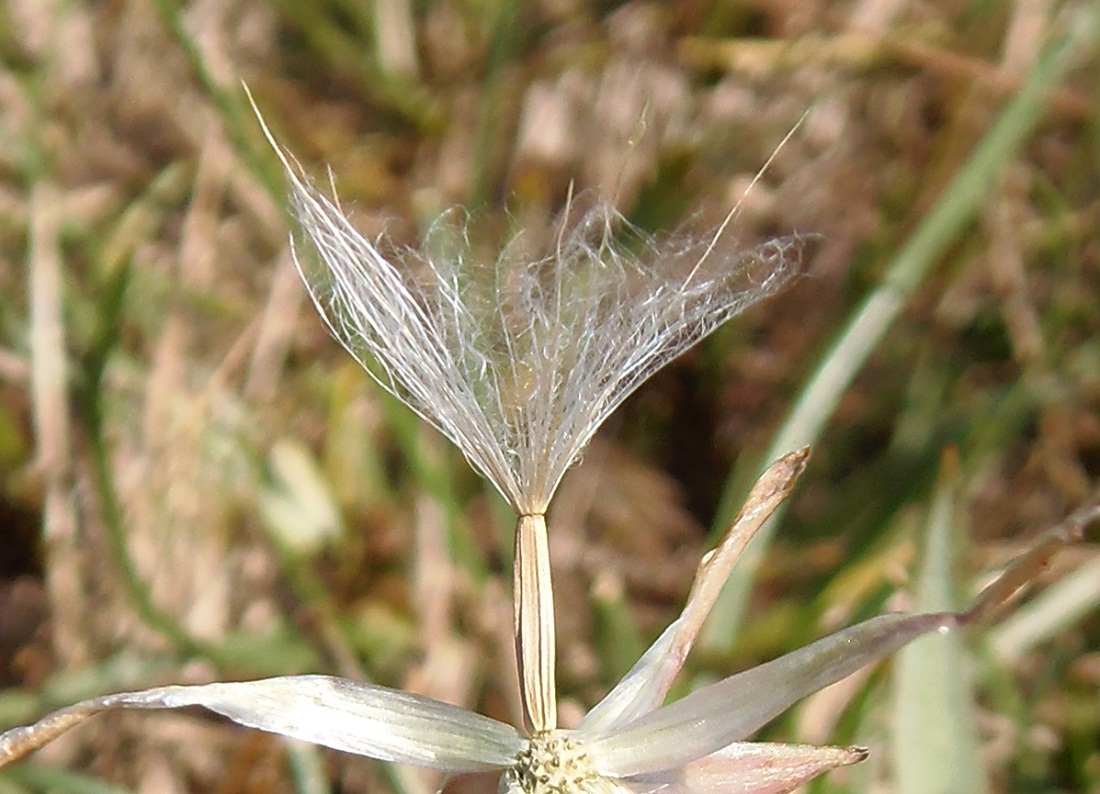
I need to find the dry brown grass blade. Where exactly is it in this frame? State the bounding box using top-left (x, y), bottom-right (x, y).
top-left (0, 698), bottom-right (114, 768)
top-left (407, 496), bottom-right (479, 716)
top-left (961, 501), bottom-right (1100, 626)
top-left (405, 496), bottom-right (477, 794)
top-left (676, 33), bottom-right (1093, 122)
top-left (245, 249), bottom-right (305, 401)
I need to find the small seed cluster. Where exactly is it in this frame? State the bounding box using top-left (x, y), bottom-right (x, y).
top-left (505, 731), bottom-right (616, 794)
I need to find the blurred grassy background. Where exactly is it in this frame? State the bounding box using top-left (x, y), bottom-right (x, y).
top-left (0, 1), bottom-right (1098, 793)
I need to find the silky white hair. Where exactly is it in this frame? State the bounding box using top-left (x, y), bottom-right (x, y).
top-left (283, 161), bottom-right (802, 514)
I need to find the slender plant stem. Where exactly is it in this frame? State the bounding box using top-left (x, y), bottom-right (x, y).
top-left (514, 514), bottom-right (557, 733)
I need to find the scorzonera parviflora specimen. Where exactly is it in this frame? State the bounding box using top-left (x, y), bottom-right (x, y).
top-left (1, 93), bottom-right (1092, 794)
top-left (256, 98), bottom-right (805, 733)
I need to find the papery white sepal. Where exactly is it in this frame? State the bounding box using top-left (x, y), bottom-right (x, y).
top-left (588, 612), bottom-right (953, 777)
top-left (0, 675), bottom-right (522, 773)
top-left (624, 742), bottom-right (867, 794)
top-left (582, 451), bottom-right (809, 734)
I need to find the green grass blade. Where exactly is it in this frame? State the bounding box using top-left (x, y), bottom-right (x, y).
top-left (892, 456), bottom-right (987, 794)
top-left (1, 765), bottom-right (133, 794)
top-left (699, 5), bottom-right (1100, 652)
top-left (287, 741), bottom-right (332, 794)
